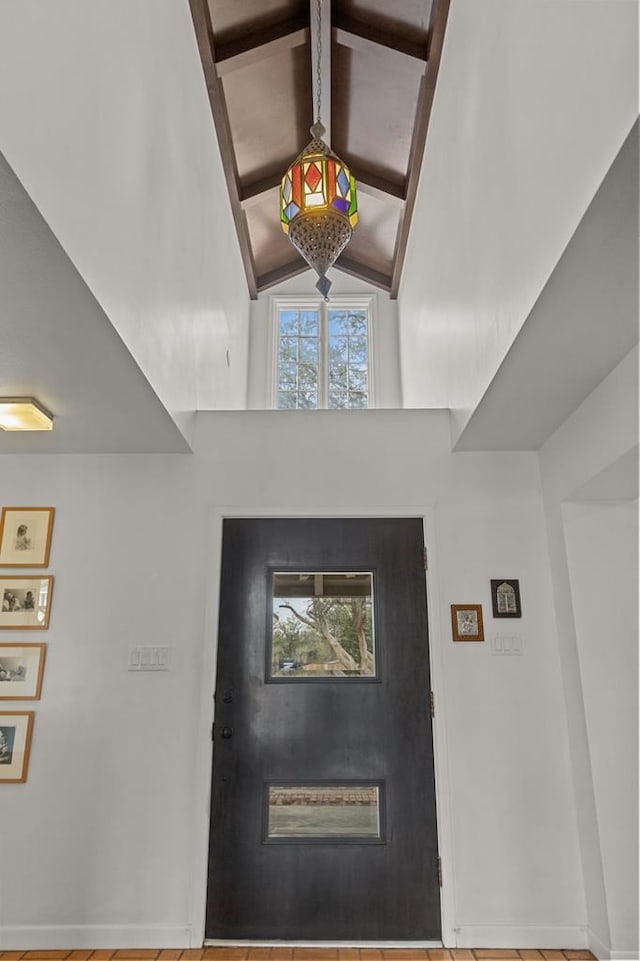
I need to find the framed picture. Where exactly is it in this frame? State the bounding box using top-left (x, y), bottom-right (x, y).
top-left (0, 711), bottom-right (34, 782)
top-left (0, 577), bottom-right (53, 630)
top-left (0, 644), bottom-right (46, 699)
top-left (490, 579), bottom-right (522, 618)
top-left (451, 604), bottom-right (484, 642)
top-left (0, 507), bottom-right (55, 568)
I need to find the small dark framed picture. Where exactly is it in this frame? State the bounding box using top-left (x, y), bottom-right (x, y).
top-left (451, 604), bottom-right (484, 642)
top-left (490, 579), bottom-right (522, 618)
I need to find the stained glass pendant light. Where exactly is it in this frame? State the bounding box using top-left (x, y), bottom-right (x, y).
top-left (280, 0), bottom-right (358, 299)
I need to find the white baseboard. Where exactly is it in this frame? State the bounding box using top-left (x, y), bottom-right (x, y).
top-left (588, 928), bottom-right (640, 961)
top-left (588, 927), bottom-right (610, 960)
top-left (454, 924), bottom-right (587, 949)
top-left (0, 925), bottom-right (192, 951)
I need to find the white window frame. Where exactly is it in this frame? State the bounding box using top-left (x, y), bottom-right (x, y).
top-left (269, 294), bottom-right (376, 410)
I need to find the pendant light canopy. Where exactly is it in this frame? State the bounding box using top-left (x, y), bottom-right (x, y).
top-left (279, 1), bottom-right (358, 299)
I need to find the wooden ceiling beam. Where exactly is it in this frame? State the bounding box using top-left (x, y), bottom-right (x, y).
top-left (240, 173), bottom-right (282, 208)
top-left (390, 0), bottom-right (451, 298)
top-left (258, 256), bottom-right (393, 295)
top-left (188, 0), bottom-right (258, 298)
top-left (333, 12), bottom-right (428, 68)
top-left (257, 261), bottom-right (309, 292)
top-left (347, 164), bottom-right (405, 205)
top-left (216, 20), bottom-right (310, 78)
top-left (334, 255), bottom-right (392, 293)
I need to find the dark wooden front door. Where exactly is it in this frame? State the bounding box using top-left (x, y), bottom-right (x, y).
top-left (206, 518), bottom-right (440, 941)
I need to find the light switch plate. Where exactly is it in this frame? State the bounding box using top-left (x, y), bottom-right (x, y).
top-left (129, 646), bottom-right (170, 671)
top-left (492, 634), bottom-right (524, 656)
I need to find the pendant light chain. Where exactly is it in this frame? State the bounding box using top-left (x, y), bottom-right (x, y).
top-left (280, 0), bottom-right (358, 299)
top-left (315, 0), bottom-right (323, 126)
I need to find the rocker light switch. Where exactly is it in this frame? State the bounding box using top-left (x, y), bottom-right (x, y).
top-left (129, 646), bottom-right (170, 671)
top-left (492, 634), bottom-right (524, 656)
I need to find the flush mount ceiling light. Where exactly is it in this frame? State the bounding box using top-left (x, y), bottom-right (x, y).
top-left (0, 398), bottom-right (54, 431)
top-left (280, 0), bottom-right (358, 300)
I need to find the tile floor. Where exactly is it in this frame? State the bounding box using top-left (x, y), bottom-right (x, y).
top-left (0, 950), bottom-right (597, 961)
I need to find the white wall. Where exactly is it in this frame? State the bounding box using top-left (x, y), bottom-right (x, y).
top-left (0, 149), bottom-right (189, 455)
top-left (398, 0), bottom-right (637, 424)
top-left (0, 0), bottom-right (250, 435)
top-left (247, 272), bottom-right (402, 409)
top-left (0, 454), bottom-right (203, 947)
top-left (563, 501), bottom-right (638, 958)
top-left (539, 347), bottom-right (639, 960)
top-left (0, 411), bottom-right (585, 950)
top-left (454, 122), bottom-right (638, 451)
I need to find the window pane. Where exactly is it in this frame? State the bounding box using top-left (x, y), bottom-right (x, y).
top-left (348, 336), bottom-right (368, 365)
top-left (348, 309), bottom-right (368, 335)
top-left (298, 337), bottom-right (318, 364)
top-left (277, 303), bottom-right (369, 411)
top-left (271, 572), bottom-right (375, 678)
top-left (348, 391), bottom-right (368, 409)
top-left (329, 336), bottom-right (348, 364)
top-left (328, 310), bottom-right (348, 336)
top-left (277, 309), bottom-right (320, 410)
top-left (279, 310), bottom-right (299, 336)
top-left (279, 336), bottom-right (299, 365)
top-left (298, 364), bottom-right (317, 390)
top-left (329, 388), bottom-right (348, 409)
top-left (266, 784), bottom-right (382, 839)
top-left (278, 362), bottom-right (298, 390)
top-left (278, 391), bottom-right (297, 409)
top-left (329, 363), bottom-right (348, 390)
top-left (348, 368), bottom-right (367, 391)
top-left (297, 390), bottom-right (317, 409)
top-left (299, 310), bottom-right (319, 337)
top-left (327, 309), bottom-right (369, 410)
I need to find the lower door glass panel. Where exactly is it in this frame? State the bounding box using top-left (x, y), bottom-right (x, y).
top-left (265, 783), bottom-right (383, 841)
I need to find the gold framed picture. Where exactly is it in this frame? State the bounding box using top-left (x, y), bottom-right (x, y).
top-left (451, 604), bottom-right (484, 642)
top-left (0, 644), bottom-right (46, 699)
top-left (0, 507), bottom-right (55, 568)
top-left (0, 711), bottom-right (34, 782)
top-left (0, 577), bottom-right (53, 630)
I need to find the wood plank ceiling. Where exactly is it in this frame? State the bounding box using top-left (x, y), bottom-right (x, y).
top-left (189, 0), bottom-right (450, 298)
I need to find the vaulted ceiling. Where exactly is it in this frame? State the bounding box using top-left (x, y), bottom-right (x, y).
top-left (0, 0), bottom-right (636, 455)
top-left (188, 0), bottom-right (450, 297)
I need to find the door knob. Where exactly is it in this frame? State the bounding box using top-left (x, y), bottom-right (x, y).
top-left (221, 726), bottom-right (233, 739)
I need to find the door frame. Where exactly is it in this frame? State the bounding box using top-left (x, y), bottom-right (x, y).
top-left (189, 505), bottom-right (456, 948)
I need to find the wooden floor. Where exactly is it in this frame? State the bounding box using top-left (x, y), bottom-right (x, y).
top-left (0, 951), bottom-right (597, 961)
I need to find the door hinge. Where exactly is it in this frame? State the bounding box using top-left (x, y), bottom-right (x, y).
top-left (423, 546), bottom-right (428, 570)
top-left (437, 856), bottom-right (443, 887)
top-left (429, 691), bottom-right (435, 718)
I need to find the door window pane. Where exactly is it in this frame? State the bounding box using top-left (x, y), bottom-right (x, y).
top-left (271, 572), bottom-right (375, 678)
top-left (266, 784), bottom-right (382, 839)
